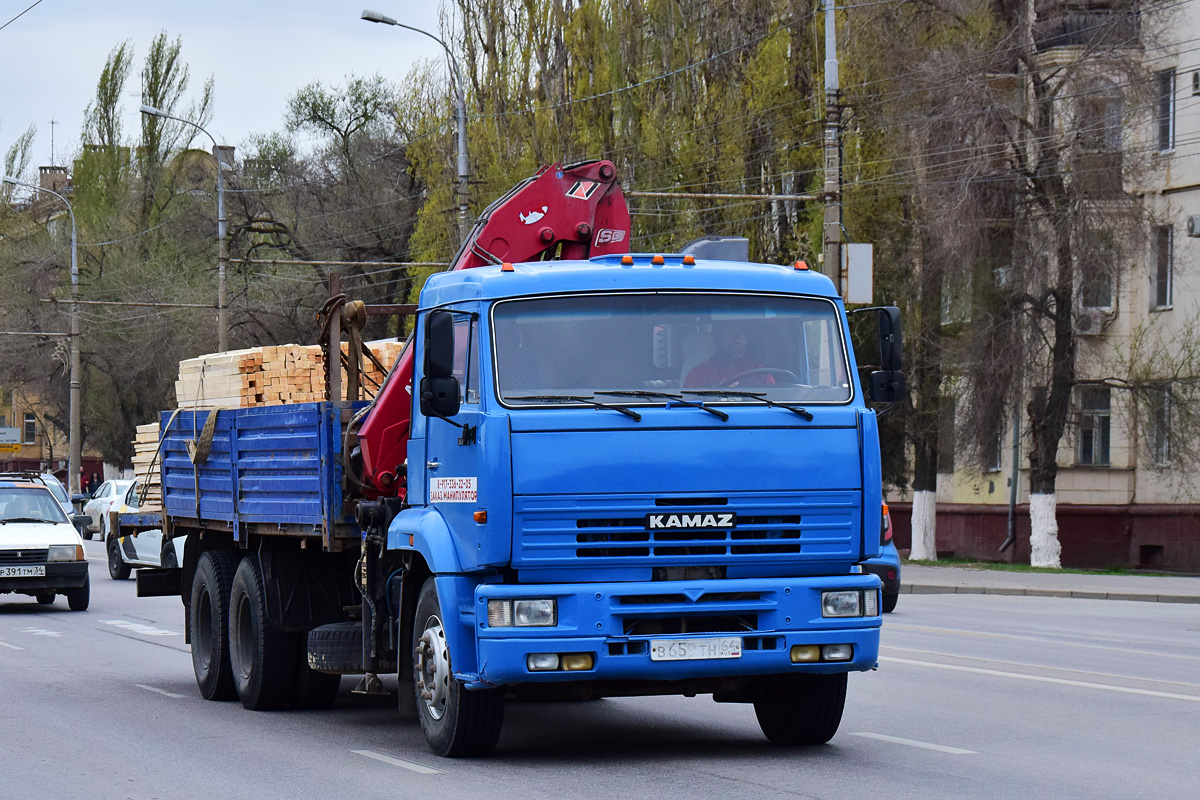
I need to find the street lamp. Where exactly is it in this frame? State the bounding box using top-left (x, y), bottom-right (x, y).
top-left (2, 175), bottom-right (82, 496)
top-left (139, 104), bottom-right (230, 352)
top-left (361, 9), bottom-right (471, 244)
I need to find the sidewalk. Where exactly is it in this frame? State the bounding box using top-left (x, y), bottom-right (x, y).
top-left (901, 564), bottom-right (1200, 604)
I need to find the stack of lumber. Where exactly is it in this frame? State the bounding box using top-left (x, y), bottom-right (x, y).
top-left (131, 422), bottom-right (162, 512)
top-left (175, 341), bottom-right (405, 409)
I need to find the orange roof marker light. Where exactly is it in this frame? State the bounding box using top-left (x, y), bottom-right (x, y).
top-left (651, 254), bottom-right (665, 265)
top-left (621, 255), bottom-right (635, 265)
top-left (682, 255), bottom-right (696, 265)
top-left (501, 262), bottom-right (515, 272)
top-left (794, 260), bottom-right (809, 271)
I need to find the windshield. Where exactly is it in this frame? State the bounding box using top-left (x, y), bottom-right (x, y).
top-left (0, 487), bottom-right (70, 524)
top-left (492, 293), bottom-right (851, 404)
top-left (42, 479), bottom-right (69, 504)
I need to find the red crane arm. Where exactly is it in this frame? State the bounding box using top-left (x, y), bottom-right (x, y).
top-left (356, 160), bottom-right (632, 494)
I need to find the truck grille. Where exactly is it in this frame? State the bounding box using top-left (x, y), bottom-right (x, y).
top-left (514, 491), bottom-right (859, 570)
top-left (0, 549), bottom-right (49, 565)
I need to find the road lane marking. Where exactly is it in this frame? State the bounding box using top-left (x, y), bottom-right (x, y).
top-left (100, 628), bottom-right (190, 654)
top-left (136, 684), bottom-right (186, 698)
top-left (0, 640), bottom-right (24, 650)
top-left (352, 750), bottom-right (443, 774)
top-left (102, 620), bottom-right (178, 636)
top-left (882, 645), bottom-right (1200, 690)
top-left (887, 622), bottom-right (1200, 662)
top-left (850, 732), bottom-right (976, 754)
top-left (881, 656), bottom-right (1200, 702)
top-left (20, 627), bottom-right (61, 637)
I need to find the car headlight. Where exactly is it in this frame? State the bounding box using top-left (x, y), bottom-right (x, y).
top-left (822, 590), bottom-right (863, 617)
top-left (47, 545), bottom-right (84, 562)
top-left (487, 599), bottom-right (557, 627)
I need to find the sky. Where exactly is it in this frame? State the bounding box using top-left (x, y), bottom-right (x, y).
top-left (0, 0), bottom-right (449, 171)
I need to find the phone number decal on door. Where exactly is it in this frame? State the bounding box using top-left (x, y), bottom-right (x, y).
top-left (430, 477), bottom-right (478, 503)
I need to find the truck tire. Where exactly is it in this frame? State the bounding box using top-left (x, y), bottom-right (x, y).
top-left (66, 574), bottom-right (90, 611)
top-left (228, 555), bottom-right (297, 710)
top-left (190, 550), bottom-right (239, 701)
top-left (412, 578), bottom-right (504, 757)
top-left (108, 537), bottom-right (132, 580)
top-left (306, 622), bottom-right (363, 674)
top-left (753, 672), bottom-right (847, 746)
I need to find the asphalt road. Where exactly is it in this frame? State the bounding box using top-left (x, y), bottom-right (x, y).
top-left (1, 541), bottom-right (1197, 800)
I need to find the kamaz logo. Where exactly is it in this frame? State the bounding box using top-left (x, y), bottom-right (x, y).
top-left (646, 513), bottom-right (737, 530)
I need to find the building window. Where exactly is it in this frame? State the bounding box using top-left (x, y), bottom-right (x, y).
top-left (1153, 225), bottom-right (1172, 309)
top-left (1078, 387), bottom-right (1111, 466)
top-left (22, 413), bottom-right (37, 444)
top-left (1080, 230), bottom-right (1115, 309)
top-left (1156, 70), bottom-right (1175, 151)
top-left (1149, 386), bottom-right (1170, 466)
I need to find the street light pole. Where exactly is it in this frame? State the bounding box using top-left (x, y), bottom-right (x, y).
top-left (361, 9), bottom-right (471, 244)
top-left (3, 176), bottom-right (82, 496)
top-left (139, 104), bottom-right (229, 352)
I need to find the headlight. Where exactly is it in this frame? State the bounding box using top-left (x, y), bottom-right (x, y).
top-left (48, 545), bottom-right (83, 562)
top-left (487, 599), bottom-right (557, 627)
top-left (822, 590), bottom-right (863, 617)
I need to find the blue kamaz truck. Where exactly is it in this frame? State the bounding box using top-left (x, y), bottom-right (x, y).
top-left (136, 162), bottom-right (904, 757)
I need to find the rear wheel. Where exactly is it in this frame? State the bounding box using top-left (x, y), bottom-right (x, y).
top-left (108, 537), bottom-right (131, 580)
top-left (412, 578), bottom-right (504, 757)
top-left (35, 591), bottom-right (55, 605)
top-left (753, 672), bottom-right (847, 745)
top-left (228, 555), bottom-right (297, 710)
top-left (190, 550), bottom-right (239, 700)
top-left (66, 574), bottom-right (90, 611)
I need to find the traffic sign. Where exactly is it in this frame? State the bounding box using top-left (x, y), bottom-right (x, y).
top-left (0, 442), bottom-right (21, 453)
top-left (0, 428), bottom-right (20, 444)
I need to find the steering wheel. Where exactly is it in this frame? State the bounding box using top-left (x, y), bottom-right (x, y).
top-left (719, 368), bottom-right (800, 387)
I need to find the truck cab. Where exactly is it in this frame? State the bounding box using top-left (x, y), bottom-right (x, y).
top-left (392, 252), bottom-right (894, 754)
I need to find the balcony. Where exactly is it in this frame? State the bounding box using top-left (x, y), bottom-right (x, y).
top-left (1034, 0), bottom-right (1140, 52)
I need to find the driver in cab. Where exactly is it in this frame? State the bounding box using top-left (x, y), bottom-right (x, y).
top-left (684, 321), bottom-right (775, 388)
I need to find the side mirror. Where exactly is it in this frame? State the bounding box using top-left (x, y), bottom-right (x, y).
top-left (851, 305), bottom-right (906, 403)
top-left (71, 493), bottom-right (88, 504)
top-left (425, 309), bottom-right (456, 380)
top-left (421, 310), bottom-right (461, 418)
top-left (72, 514), bottom-right (91, 529)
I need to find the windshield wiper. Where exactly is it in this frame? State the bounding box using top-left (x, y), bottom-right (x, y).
top-left (682, 390), bottom-right (815, 421)
top-left (594, 390), bottom-right (729, 422)
top-left (0, 517), bottom-right (56, 524)
top-left (508, 394), bottom-right (642, 422)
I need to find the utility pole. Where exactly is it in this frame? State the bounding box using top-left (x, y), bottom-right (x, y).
top-left (822, 0), bottom-right (843, 297)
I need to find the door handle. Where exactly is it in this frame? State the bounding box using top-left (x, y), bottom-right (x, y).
top-left (426, 461), bottom-right (440, 470)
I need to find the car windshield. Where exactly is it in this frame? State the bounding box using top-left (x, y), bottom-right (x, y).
top-left (492, 293), bottom-right (851, 404)
top-left (0, 487), bottom-right (70, 524)
top-left (42, 479), bottom-right (69, 504)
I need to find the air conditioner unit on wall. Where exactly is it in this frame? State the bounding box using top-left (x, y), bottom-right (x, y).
top-left (1187, 215), bottom-right (1200, 237)
top-left (1075, 309), bottom-right (1105, 336)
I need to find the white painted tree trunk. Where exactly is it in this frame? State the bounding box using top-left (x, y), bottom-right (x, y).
top-left (909, 490), bottom-right (937, 561)
top-left (1029, 493), bottom-right (1062, 568)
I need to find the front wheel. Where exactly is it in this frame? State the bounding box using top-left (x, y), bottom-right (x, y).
top-left (753, 672), bottom-right (847, 745)
top-left (66, 574), bottom-right (90, 611)
top-left (412, 578), bottom-right (504, 757)
top-left (108, 537), bottom-right (131, 580)
top-left (882, 592), bottom-right (898, 613)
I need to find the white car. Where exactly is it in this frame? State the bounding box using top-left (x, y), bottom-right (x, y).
top-left (81, 479), bottom-right (134, 540)
top-left (0, 476), bottom-right (90, 610)
top-left (107, 481), bottom-right (184, 581)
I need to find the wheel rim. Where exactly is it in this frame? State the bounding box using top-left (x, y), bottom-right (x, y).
top-left (196, 590), bottom-right (213, 669)
top-left (415, 614), bottom-right (450, 721)
top-left (233, 594), bottom-right (254, 682)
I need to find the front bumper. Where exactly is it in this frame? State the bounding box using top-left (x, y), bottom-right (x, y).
top-left (471, 575), bottom-right (881, 687)
top-left (0, 562), bottom-right (89, 593)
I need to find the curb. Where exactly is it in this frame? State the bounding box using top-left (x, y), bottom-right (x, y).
top-left (902, 584), bottom-right (1200, 604)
